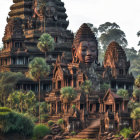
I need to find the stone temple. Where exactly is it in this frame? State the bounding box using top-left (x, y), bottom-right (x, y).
top-left (0, 0), bottom-right (135, 139)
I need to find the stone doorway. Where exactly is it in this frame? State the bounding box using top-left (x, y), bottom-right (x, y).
top-left (106, 105), bottom-right (112, 112)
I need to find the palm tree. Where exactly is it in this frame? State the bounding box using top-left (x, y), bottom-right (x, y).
top-left (37, 33), bottom-right (55, 59)
top-left (60, 87), bottom-right (77, 112)
top-left (117, 89), bottom-right (129, 98)
top-left (27, 57), bottom-right (50, 123)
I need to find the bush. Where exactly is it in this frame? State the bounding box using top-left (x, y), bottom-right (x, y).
top-left (33, 124), bottom-right (51, 139)
top-left (131, 107), bottom-right (140, 119)
top-left (72, 104), bottom-right (76, 109)
top-left (0, 108), bottom-right (34, 137)
top-left (120, 127), bottom-right (132, 138)
top-left (48, 120), bottom-right (54, 126)
top-left (71, 131), bottom-right (76, 136)
top-left (0, 107), bottom-right (11, 112)
top-left (57, 119), bottom-right (64, 125)
top-left (41, 114), bottom-right (49, 122)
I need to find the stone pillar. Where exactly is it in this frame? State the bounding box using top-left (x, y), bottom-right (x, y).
top-left (114, 103), bottom-right (116, 112)
top-left (104, 104), bottom-right (106, 112)
top-left (10, 58), bottom-right (12, 65)
top-left (116, 84), bottom-right (118, 90)
top-left (56, 101), bottom-right (58, 114)
top-left (124, 84), bottom-right (126, 90)
top-left (50, 103), bottom-right (52, 114)
top-left (122, 101), bottom-right (124, 112)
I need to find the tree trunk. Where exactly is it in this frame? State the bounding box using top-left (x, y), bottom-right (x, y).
top-left (39, 79), bottom-right (41, 123)
top-left (45, 52), bottom-right (47, 60)
top-left (44, 16), bottom-right (45, 33)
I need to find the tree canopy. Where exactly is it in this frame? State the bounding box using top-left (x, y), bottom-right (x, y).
top-left (27, 57), bottom-right (50, 81)
top-left (37, 33), bottom-right (55, 59)
top-left (60, 86), bottom-right (77, 103)
top-left (117, 89), bottom-right (129, 98)
top-left (131, 107), bottom-right (140, 119)
top-left (80, 80), bottom-right (93, 94)
top-left (0, 72), bottom-right (24, 106)
top-left (98, 22), bottom-right (127, 51)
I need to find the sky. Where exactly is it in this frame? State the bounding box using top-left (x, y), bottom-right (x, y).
top-left (0, 0), bottom-right (140, 50)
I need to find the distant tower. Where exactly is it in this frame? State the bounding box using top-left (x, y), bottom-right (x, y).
top-left (103, 41), bottom-right (134, 93)
top-left (0, 0), bottom-right (73, 72)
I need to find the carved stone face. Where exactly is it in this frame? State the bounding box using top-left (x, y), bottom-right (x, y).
top-left (76, 41), bottom-right (97, 64)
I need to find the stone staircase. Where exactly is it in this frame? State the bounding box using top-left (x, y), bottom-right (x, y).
top-left (48, 114), bottom-right (62, 121)
top-left (74, 118), bottom-right (100, 139)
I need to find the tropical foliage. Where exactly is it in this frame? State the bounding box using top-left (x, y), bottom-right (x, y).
top-left (27, 57), bottom-right (50, 123)
top-left (100, 83), bottom-right (110, 93)
top-left (117, 89), bottom-right (129, 98)
top-left (98, 22), bottom-right (127, 51)
top-left (0, 72), bottom-right (24, 106)
top-left (80, 80), bottom-right (93, 94)
top-left (120, 127), bottom-right (132, 138)
top-left (33, 124), bottom-right (51, 139)
top-left (131, 107), bottom-right (140, 119)
top-left (7, 90), bottom-right (36, 113)
top-left (37, 33), bottom-right (55, 58)
top-left (0, 107), bottom-right (34, 137)
top-left (60, 86), bottom-right (77, 102)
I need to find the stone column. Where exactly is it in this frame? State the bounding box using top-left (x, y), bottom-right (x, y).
top-left (50, 103), bottom-right (52, 114)
top-left (10, 58), bottom-right (12, 65)
top-left (56, 101), bottom-right (58, 114)
top-left (116, 84), bottom-right (118, 90)
top-left (124, 84), bottom-right (126, 90)
top-left (114, 103), bottom-right (116, 112)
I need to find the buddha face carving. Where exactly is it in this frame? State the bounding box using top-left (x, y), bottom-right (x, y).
top-left (76, 41), bottom-right (97, 64)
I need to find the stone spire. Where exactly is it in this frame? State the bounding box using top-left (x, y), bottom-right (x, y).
top-left (73, 23), bottom-right (98, 48)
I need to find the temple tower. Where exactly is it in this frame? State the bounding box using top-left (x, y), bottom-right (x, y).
top-left (103, 41), bottom-right (134, 93)
top-left (0, 0), bottom-right (73, 72)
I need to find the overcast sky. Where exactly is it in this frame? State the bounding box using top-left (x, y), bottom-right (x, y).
top-left (0, 0), bottom-right (140, 50)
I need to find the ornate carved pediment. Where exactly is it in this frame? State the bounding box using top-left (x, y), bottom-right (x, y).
top-left (3, 18), bottom-right (23, 41)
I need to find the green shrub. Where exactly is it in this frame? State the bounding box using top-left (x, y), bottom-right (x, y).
top-left (114, 134), bottom-right (120, 138)
top-left (57, 119), bottom-right (64, 125)
top-left (0, 107), bottom-right (34, 137)
top-left (48, 120), bottom-right (54, 126)
top-left (41, 114), bottom-right (49, 122)
top-left (0, 107), bottom-right (11, 112)
top-left (33, 124), bottom-right (51, 139)
top-left (131, 107), bottom-right (140, 119)
top-left (72, 104), bottom-right (76, 109)
top-left (120, 127), bottom-right (132, 138)
top-left (71, 131), bottom-right (76, 136)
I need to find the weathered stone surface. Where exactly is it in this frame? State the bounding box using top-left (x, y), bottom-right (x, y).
top-left (54, 135), bottom-right (64, 140)
top-left (43, 135), bottom-right (53, 140)
top-left (51, 124), bottom-right (62, 135)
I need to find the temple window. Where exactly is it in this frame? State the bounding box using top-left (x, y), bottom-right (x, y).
top-left (17, 57), bottom-right (24, 65)
top-left (80, 104), bottom-right (84, 110)
top-left (116, 104), bottom-right (119, 112)
top-left (90, 104), bottom-right (93, 112)
top-left (96, 103), bottom-right (100, 112)
top-left (74, 78), bottom-right (76, 87)
top-left (125, 69), bottom-right (128, 74)
top-left (118, 83), bottom-right (124, 89)
top-left (106, 105), bottom-right (112, 112)
top-left (15, 42), bottom-right (22, 48)
top-left (79, 81), bottom-right (81, 86)
top-left (58, 81), bottom-right (61, 89)
top-left (119, 69), bottom-right (123, 75)
top-left (54, 37), bottom-right (58, 43)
